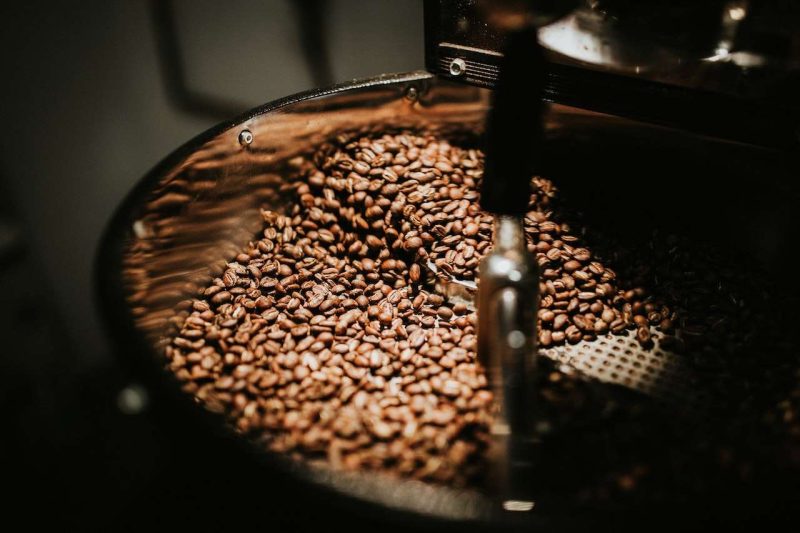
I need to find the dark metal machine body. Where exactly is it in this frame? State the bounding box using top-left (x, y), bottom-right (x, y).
top-left (425, 0), bottom-right (800, 149)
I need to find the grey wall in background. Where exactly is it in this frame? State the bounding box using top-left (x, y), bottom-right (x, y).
top-left (0, 1), bottom-right (423, 367)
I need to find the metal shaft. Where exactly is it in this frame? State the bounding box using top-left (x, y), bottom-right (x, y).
top-left (477, 216), bottom-right (539, 506)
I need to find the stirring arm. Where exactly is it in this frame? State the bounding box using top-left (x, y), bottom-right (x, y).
top-left (477, 26), bottom-right (544, 508)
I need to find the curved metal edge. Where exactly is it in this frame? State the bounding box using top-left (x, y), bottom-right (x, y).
top-left (98, 70), bottom-right (435, 257)
top-left (94, 71), bottom-right (437, 385)
top-left (94, 70), bottom-right (436, 344)
top-left (90, 71), bottom-right (732, 529)
top-left (92, 71), bottom-right (526, 527)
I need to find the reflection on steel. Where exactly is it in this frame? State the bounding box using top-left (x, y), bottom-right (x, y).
top-left (119, 74), bottom-right (486, 346)
top-left (478, 216), bottom-right (538, 502)
top-left (538, 13), bottom-right (616, 66)
top-left (502, 499), bottom-right (535, 512)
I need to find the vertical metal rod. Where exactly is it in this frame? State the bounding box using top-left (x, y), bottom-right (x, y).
top-left (478, 216), bottom-right (539, 506)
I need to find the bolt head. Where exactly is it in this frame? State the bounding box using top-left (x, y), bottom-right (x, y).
top-left (449, 58), bottom-right (466, 77)
top-left (238, 129), bottom-right (254, 147)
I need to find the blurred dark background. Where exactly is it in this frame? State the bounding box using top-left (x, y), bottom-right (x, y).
top-left (0, 1), bottom-right (422, 528)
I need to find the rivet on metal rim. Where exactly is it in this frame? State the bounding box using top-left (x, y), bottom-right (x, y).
top-left (405, 86), bottom-right (419, 101)
top-left (449, 58), bottom-right (466, 77)
top-left (132, 219), bottom-right (150, 239)
top-left (238, 129), bottom-right (254, 147)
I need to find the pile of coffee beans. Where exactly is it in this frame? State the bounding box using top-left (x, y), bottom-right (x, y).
top-left (164, 130), bottom-right (758, 485)
top-left (305, 133), bottom-right (677, 348)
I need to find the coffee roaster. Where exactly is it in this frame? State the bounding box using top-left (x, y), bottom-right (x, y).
top-left (98, 1), bottom-right (800, 530)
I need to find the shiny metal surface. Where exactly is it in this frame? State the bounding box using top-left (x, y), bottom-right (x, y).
top-left (477, 216), bottom-right (539, 506)
top-left (116, 72), bottom-right (486, 345)
top-left (537, 0), bottom-right (800, 104)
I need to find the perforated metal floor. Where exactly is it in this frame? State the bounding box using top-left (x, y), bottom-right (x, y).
top-left (541, 330), bottom-right (705, 408)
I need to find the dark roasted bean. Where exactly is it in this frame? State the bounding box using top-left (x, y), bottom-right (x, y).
top-left (211, 291), bottom-right (232, 305)
top-left (636, 326), bottom-right (652, 346)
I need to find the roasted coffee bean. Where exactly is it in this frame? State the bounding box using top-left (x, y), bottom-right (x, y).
top-left (404, 236), bottom-right (423, 250)
top-left (566, 325), bottom-right (582, 344)
top-left (166, 130), bottom-right (745, 490)
top-left (409, 263), bottom-right (421, 282)
top-left (553, 314), bottom-right (568, 331)
top-left (211, 291), bottom-right (232, 305)
top-left (437, 307), bottom-right (453, 320)
top-left (540, 309), bottom-right (555, 322)
top-left (463, 223), bottom-right (479, 237)
top-left (636, 326), bottom-right (652, 346)
top-left (573, 248), bottom-right (591, 261)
